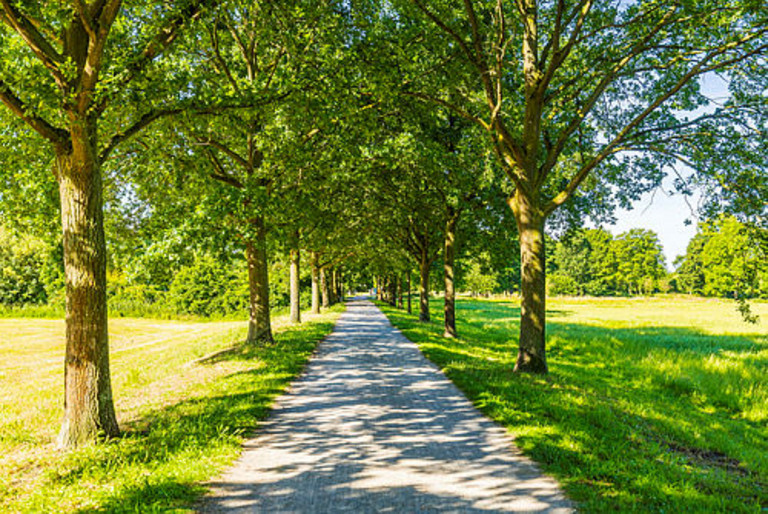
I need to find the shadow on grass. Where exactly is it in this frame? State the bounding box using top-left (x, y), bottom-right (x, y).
top-left (377, 300), bottom-right (768, 513)
top-left (27, 316), bottom-right (343, 513)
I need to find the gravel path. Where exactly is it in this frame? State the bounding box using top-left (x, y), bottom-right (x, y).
top-left (201, 298), bottom-right (573, 513)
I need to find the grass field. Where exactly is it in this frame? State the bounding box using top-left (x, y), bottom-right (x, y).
top-left (378, 295), bottom-right (768, 513)
top-left (0, 306), bottom-right (344, 513)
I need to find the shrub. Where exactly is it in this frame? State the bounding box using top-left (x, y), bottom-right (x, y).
top-left (0, 227), bottom-right (49, 305)
top-left (168, 255), bottom-right (248, 317)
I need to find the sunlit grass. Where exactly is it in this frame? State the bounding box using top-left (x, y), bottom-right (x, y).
top-left (0, 306), bottom-right (344, 513)
top-left (379, 295), bottom-right (767, 513)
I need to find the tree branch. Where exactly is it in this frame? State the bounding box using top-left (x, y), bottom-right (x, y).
top-left (99, 108), bottom-right (182, 163)
top-left (544, 28), bottom-right (767, 216)
top-left (0, 0), bottom-right (65, 84)
top-left (70, 0), bottom-right (97, 40)
top-left (208, 20), bottom-right (241, 94)
top-left (402, 91), bottom-right (489, 130)
top-left (80, 0), bottom-right (123, 97)
top-left (196, 136), bottom-right (250, 171)
top-left (0, 78), bottom-right (67, 145)
top-left (410, 0), bottom-right (481, 71)
top-left (205, 146), bottom-right (244, 189)
top-left (107, 0), bottom-right (211, 104)
top-left (539, 4), bottom-right (680, 183)
top-left (541, 0), bottom-right (593, 93)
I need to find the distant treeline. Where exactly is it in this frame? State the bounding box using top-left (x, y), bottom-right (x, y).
top-left (546, 216), bottom-right (767, 298)
top-left (1, 216), bottom-right (765, 317)
top-left (0, 226), bottom-right (306, 318)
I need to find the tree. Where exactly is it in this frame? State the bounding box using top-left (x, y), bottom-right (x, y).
top-left (429, 115), bottom-right (495, 337)
top-left (549, 230), bottom-right (594, 296)
top-left (612, 229), bottom-right (666, 295)
top-left (0, 0), bottom-right (221, 447)
top-left (357, 115), bottom-right (446, 322)
top-left (674, 233), bottom-right (706, 295)
top-left (583, 229), bottom-right (618, 296)
top-left (462, 251), bottom-right (499, 296)
top-left (548, 227), bottom-right (667, 296)
top-left (375, 0), bottom-right (767, 372)
top-left (699, 216), bottom-right (766, 298)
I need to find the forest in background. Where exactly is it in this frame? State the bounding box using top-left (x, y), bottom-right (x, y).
top-left (1, 213), bottom-right (766, 320)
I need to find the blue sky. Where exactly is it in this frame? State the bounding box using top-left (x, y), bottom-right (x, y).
top-left (606, 185), bottom-right (699, 269)
top-left (603, 73), bottom-right (731, 269)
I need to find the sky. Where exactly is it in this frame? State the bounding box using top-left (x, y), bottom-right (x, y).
top-left (605, 184), bottom-right (700, 269)
top-left (600, 73), bottom-right (730, 270)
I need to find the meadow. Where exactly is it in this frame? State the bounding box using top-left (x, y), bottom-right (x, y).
top-left (378, 295), bottom-right (768, 513)
top-left (0, 307), bottom-right (344, 513)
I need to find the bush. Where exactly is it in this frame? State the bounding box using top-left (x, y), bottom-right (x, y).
top-left (269, 260), bottom-right (289, 308)
top-left (461, 253), bottom-right (499, 296)
top-left (168, 255), bottom-right (248, 317)
top-left (548, 273), bottom-right (580, 296)
top-left (109, 282), bottom-right (175, 318)
top-left (0, 228), bottom-right (49, 305)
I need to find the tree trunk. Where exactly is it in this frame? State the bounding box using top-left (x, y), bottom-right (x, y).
top-left (245, 216), bottom-right (273, 345)
top-left (381, 275), bottom-right (387, 302)
top-left (443, 212), bottom-right (458, 338)
top-left (419, 248), bottom-right (431, 322)
top-left (56, 138), bottom-right (120, 448)
top-left (397, 274), bottom-right (403, 309)
top-left (289, 247), bottom-right (301, 324)
top-left (407, 271), bottom-right (412, 314)
top-left (321, 268), bottom-right (330, 309)
top-left (330, 268), bottom-right (338, 305)
top-left (510, 192), bottom-right (548, 373)
top-left (311, 252), bottom-right (320, 314)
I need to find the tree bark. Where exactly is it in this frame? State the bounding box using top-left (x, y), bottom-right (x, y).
top-left (510, 192), bottom-right (548, 373)
top-left (419, 248), bottom-right (431, 322)
top-left (311, 252), bottom-right (321, 314)
top-left (245, 216), bottom-right (273, 345)
top-left (289, 246), bottom-right (300, 324)
top-left (397, 274), bottom-right (403, 309)
top-left (407, 271), bottom-right (412, 314)
top-left (443, 212), bottom-right (458, 338)
top-left (56, 135), bottom-right (119, 448)
top-left (321, 267), bottom-right (330, 309)
top-left (330, 268), bottom-right (338, 305)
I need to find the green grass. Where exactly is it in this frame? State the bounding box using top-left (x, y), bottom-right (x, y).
top-left (0, 303), bottom-right (65, 319)
top-left (0, 306), bottom-right (344, 513)
top-left (378, 295), bottom-right (768, 513)
top-left (0, 302), bottom-right (292, 321)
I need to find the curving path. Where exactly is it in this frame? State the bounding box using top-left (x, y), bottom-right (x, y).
top-left (201, 298), bottom-right (573, 513)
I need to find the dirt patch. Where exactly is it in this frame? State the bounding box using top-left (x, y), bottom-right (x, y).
top-left (665, 440), bottom-right (750, 478)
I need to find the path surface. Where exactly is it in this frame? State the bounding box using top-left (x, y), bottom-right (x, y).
top-left (202, 298), bottom-right (572, 513)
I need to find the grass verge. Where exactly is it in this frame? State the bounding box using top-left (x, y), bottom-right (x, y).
top-left (0, 305), bottom-right (344, 513)
top-left (377, 296), bottom-right (767, 513)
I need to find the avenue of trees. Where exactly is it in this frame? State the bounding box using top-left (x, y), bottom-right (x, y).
top-left (1, 0), bottom-right (766, 447)
top-left (5, 216), bottom-right (764, 315)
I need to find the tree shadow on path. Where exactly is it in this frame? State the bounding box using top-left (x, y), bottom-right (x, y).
top-left (201, 299), bottom-right (573, 513)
